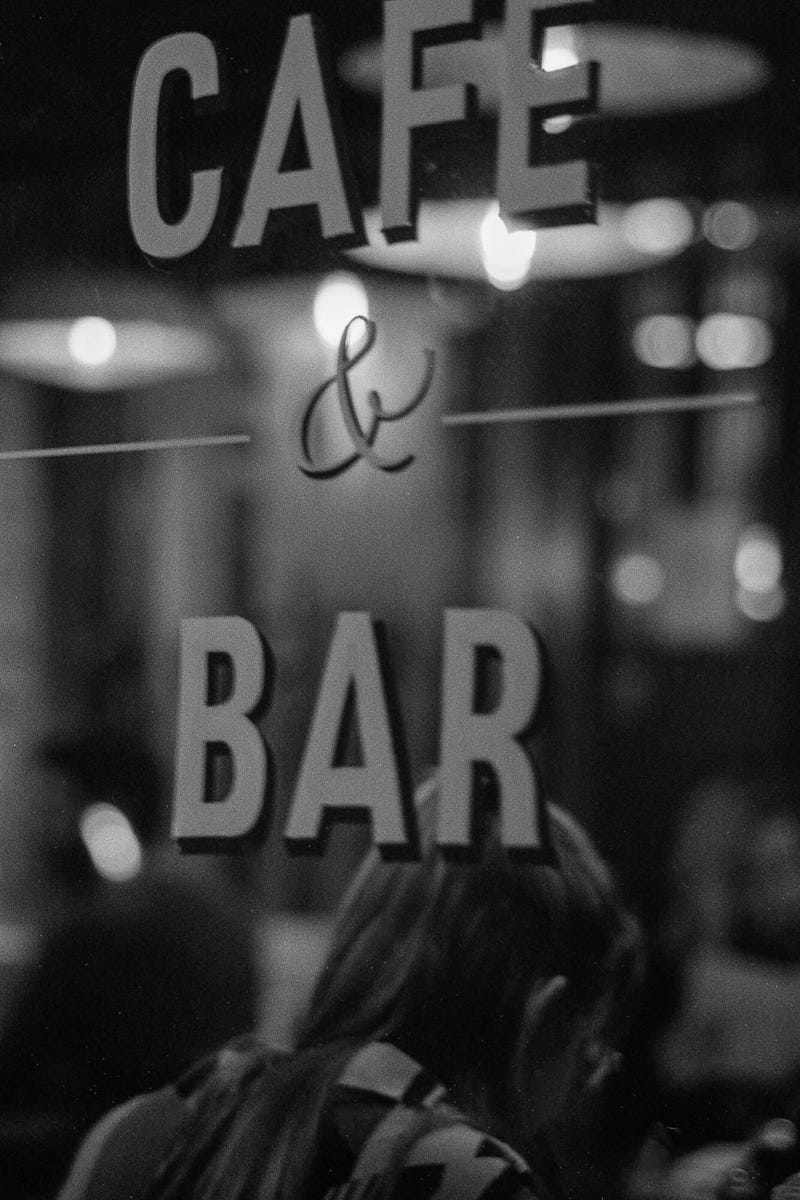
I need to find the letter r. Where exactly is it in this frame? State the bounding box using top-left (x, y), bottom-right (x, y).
top-left (439, 608), bottom-right (547, 855)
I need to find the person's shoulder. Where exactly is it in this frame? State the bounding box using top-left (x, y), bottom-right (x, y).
top-left (56, 1086), bottom-right (185, 1200)
top-left (56, 1039), bottom-right (285, 1200)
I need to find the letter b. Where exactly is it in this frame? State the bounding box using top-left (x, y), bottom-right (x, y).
top-left (173, 616), bottom-right (270, 850)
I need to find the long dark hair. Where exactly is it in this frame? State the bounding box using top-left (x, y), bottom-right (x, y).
top-left (151, 780), bottom-right (640, 1200)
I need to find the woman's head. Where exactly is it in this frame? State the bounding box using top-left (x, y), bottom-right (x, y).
top-left (149, 779), bottom-right (639, 1200)
top-left (298, 778), bottom-right (640, 1149)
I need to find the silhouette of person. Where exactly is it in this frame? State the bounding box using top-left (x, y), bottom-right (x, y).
top-left (0, 729), bottom-right (259, 1199)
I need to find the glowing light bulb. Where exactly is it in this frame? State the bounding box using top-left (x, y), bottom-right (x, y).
top-left (480, 203), bottom-right (537, 290)
top-left (313, 273), bottom-right (369, 348)
top-left (68, 316), bottom-right (117, 366)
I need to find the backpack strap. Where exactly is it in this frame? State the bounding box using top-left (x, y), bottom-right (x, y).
top-left (328, 1044), bottom-right (535, 1200)
top-left (338, 1042), bottom-right (448, 1108)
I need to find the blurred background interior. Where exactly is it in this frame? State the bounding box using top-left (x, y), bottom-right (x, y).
top-left (0, 0), bottom-right (800, 1193)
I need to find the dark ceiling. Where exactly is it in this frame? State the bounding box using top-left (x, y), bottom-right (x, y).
top-left (0, 1), bottom-right (797, 285)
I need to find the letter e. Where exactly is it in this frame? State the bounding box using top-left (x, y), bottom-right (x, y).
top-left (497, 0), bottom-right (598, 228)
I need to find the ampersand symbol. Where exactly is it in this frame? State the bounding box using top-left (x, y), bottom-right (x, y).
top-left (296, 316), bottom-right (435, 479)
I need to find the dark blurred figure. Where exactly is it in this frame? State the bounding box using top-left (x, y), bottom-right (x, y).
top-left (623, 758), bottom-right (800, 1200)
top-left (0, 729), bottom-right (259, 1200)
top-left (657, 762), bottom-right (800, 1139)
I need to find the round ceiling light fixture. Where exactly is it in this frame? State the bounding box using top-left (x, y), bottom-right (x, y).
top-left (0, 271), bottom-right (225, 392)
top-left (339, 23), bottom-right (771, 119)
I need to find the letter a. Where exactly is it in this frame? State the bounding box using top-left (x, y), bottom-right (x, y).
top-left (234, 14), bottom-right (365, 248)
top-left (284, 613), bottom-right (415, 857)
top-left (173, 616), bottom-right (270, 850)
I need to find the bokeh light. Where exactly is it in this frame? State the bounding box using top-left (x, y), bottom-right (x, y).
top-left (734, 524), bottom-right (783, 594)
top-left (632, 315), bottom-right (696, 369)
top-left (480, 203), bottom-right (537, 290)
top-left (79, 803), bottom-right (143, 883)
top-left (703, 201), bottom-right (760, 251)
top-left (736, 584), bottom-right (786, 623)
top-left (313, 273), bottom-right (370, 348)
top-left (68, 316), bottom-right (117, 366)
top-left (610, 552), bottom-right (666, 606)
top-left (734, 525), bottom-right (785, 624)
top-left (621, 199), bottom-right (695, 256)
top-left (695, 313), bottom-right (774, 371)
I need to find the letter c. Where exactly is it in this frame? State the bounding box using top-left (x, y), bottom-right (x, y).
top-left (128, 32), bottom-right (222, 259)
